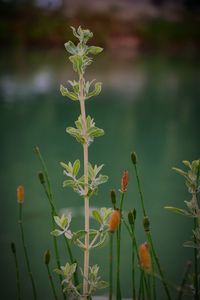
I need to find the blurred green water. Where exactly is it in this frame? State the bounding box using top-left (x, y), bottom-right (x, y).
top-left (0, 50), bottom-right (200, 299)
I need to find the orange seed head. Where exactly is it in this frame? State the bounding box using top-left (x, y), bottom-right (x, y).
top-left (17, 185), bottom-right (24, 204)
top-left (109, 209), bottom-right (121, 232)
top-left (139, 242), bottom-right (151, 272)
top-left (121, 170), bottom-right (129, 193)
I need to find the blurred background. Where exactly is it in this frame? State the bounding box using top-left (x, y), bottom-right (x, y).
top-left (0, 0), bottom-right (200, 299)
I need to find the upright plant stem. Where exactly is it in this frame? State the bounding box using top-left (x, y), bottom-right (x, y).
top-left (130, 224), bottom-right (136, 299)
top-left (35, 148), bottom-right (79, 295)
top-left (177, 261), bottom-right (191, 300)
top-left (79, 74), bottom-right (90, 295)
top-left (133, 162), bottom-right (171, 300)
top-left (193, 217), bottom-right (199, 300)
top-left (116, 192), bottom-right (125, 299)
top-left (18, 203), bottom-right (37, 300)
top-left (45, 263), bottom-right (58, 300)
top-left (11, 242), bottom-right (21, 300)
top-left (109, 232), bottom-right (114, 300)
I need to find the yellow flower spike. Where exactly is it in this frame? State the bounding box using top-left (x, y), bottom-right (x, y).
top-left (17, 185), bottom-right (24, 204)
top-left (109, 209), bottom-right (121, 233)
top-left (139, 242), bottom-right (152, 272)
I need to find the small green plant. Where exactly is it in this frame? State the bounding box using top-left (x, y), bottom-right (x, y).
top-left (165, 159), bottom-right (200, 299)
top-left (53, 26), bottom-right (109, 299)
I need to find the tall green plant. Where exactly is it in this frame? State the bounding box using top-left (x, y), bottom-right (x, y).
top-left (52, 26), bottom-right (110, 299)
top-left (165, 159), bottom-right (200, 299)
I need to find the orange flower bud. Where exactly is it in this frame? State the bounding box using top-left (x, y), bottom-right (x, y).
top-left (109, 209), bottom-right (121, 232)
top-left (17, 185), bottom-right (24, 204)
top-left (121, 170), bottom-right (128, 193)
top-left (139, 242), bottom-right (151, 272)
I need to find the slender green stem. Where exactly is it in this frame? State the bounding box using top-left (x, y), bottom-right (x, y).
top-left (18, 204), bottom-right (37, 300)
top-left (35, 148), bottom-right (79, 293)
top-left (138, 271), bottom-right (144, 300)
top-left (130, 224), bottom-right (136, 300)
top-left (146, 233), bottom-right (156, 300)
top-left (133, 161), bottom-right (171, 300)
top-left (116, 192), bottom-right (125, 299)
top-left (109, 233), bottom-right (114, 300)
top-left (193, 217), bottom-right (199, 300)
top-left (177, 261), bottom-right (191, 300)
top-left (148, 232), bottom-right (171, 300)
top-left (11, 242), bottom-right (21, 300)
top-left (46, 264), bottom-right (58, 300)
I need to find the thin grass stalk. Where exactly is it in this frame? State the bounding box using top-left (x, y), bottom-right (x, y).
top-left (79, 74), bottom-right (90, 295)
top-left (148, 232), bottom-right (171, 300)
top-left (132, 158), bottom-right (171, 300)
top-left (45, 263), bottom-right (58, 300)
top-left (138, 271), bottom-right (145, 300)
top-left (130, 224), bottom-right (136, 299)
top-left (193, 217), bottom-right (199, 300)
top-left (194, 163), bottom-right (200, 300)
top-left (146, 234), bottom-right (156, 300)
top-left (116, 192), bottom-right (125, 299)
top-left (11, 242), bottom-right (21, 300)
top-left (177, 261), bottom-right (192, 300)
top-left (18, 203), bottom-right (37, 300)
top-left (35, 148), bottom-right (79, 289)
top-left (109, 232), bottom-right (114, 300)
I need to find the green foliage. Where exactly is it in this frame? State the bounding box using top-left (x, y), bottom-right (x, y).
top-left (66, 115), bottom-right (104, 146)
top-left (51, 214), bottom-right (72, 239)
top-left (87, 265), bottom-right (109, 294)
top-left (60, 160), bottom-right (108, 197)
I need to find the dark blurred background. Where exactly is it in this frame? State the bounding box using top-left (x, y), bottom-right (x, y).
top-left (0, 0), bottom-right (200, 299)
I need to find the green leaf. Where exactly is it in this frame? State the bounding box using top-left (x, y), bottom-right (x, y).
top-left (88, 127), bottom-right (104, 138)
top-left (87, 46), bottom-right (103, 55)
top-left (87, 82), bottom-right (102, 99)
top-left (182, 160), bottom-right (191, 168)
top-left (93, 232), bottom-right (108, 249)
top-left (69, 55), bottom-right (83, 74)
top-left (64, 41), bottom-right (77, 55)
top-left (72, 230), bottom-right (86, 242)
top-left (73, 160), bottom-right (80, 177)
top-left (66, 127), bottom-right (85, 144)
top-left (172, 167), bottom-right (187, 178)
top-left (97, 281), bottom-right (109, 289)
top-left (63, 179), bottom-right (75, 188)
top-left (60, 162), bottom-right (70, 173)
top-left (92, 210), bottom-right (103, 224)
top-left (164, 206), bottom-right (192, 217)
top-left (51, 229), bottom-right (63, 237)
top-left (60, 85), bottom-right (78, 101)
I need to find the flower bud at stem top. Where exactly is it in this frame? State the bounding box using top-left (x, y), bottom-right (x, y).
top-left (128, 209), bottom-right (136, 225)
top-left (11, 242), bottom-right (16, 254)
top-left (44, 250), bottom-right (51, 265)
top-left (109, 209), bottom-right (121, 233)
top-left (33, 145), bottom-right (40, 154)
top-left (121, 170), bottom-right (129, 193)
top-left (139, 242), bottom-right (151, 272)
top-left (131, 152), bottom-right (137, 165)
top-left (38, 172), bottom-right (45, 184)
top-left (143, 216), bottom-right (150, 232)
top-left (110, 189), bottom-right (116, 208)
top-left (17, 185), bottom-right (24, 204)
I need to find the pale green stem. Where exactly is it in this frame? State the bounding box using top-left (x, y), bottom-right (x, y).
top-left (19, 204), bottom-right (37, 300)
